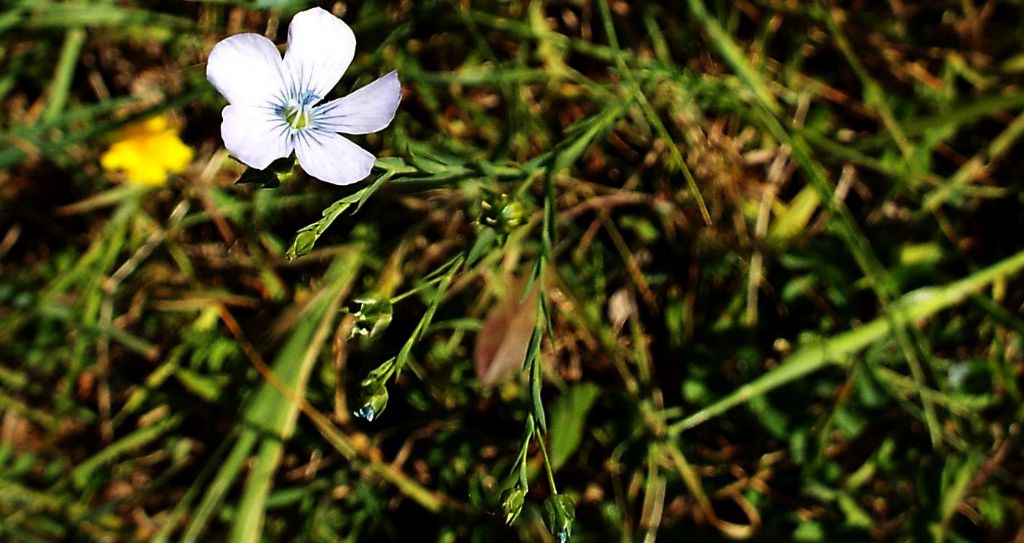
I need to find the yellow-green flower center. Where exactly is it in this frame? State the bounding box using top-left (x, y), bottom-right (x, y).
top-left (284, 104), bottom-right (312, 130)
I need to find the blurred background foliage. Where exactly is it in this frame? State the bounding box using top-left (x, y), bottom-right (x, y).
top-left (2, 0), bottom-right (1024, 541)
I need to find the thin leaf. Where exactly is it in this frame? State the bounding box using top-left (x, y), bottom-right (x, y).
top-left (547, 383), bottom-right (600, 471)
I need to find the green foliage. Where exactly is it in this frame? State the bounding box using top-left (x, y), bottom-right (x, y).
top-left (3, 0), bottom-right (1024, 542)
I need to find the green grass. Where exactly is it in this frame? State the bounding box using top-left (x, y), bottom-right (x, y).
top-left (2, 1), bottom-right (1024, 541)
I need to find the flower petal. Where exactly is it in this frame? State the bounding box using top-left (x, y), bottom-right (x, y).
top-left (312, 71), bottom-right (401, 135)
top-left (294, 130), bottom-right (375, 185)
top-left (207, 34), bottom-right (286, 107)
top-left (221, 105), bottom-right (293, 170)
top-left (283, 7), bottom-right (356, 102)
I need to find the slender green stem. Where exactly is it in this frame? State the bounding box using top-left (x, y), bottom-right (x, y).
top-left (536, 427), bottom-right (559, 495)
top-left (924, 110), bottom-right (1024, 211)
top-left (597, 0), bottom-right (711, 225)
top-left (684, 0), bottom-right (780, 114)
top-left (388, 272), bottom-right (456, 304)
top-left (814, 1), bottom-right (914, 162)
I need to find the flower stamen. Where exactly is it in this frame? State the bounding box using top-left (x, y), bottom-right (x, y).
top-left (281, 92), bottom-right (319, 131)
top-left (284, 104), bottom-right (312, 130)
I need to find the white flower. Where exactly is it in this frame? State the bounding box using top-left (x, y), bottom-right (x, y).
top-left (206, 7), bottom-right (401, 185)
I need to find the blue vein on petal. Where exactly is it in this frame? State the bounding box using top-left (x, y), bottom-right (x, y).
top-left (246, 48), bottom-right (346, 160)
top-left (266, 54), bottom-right (327, 135)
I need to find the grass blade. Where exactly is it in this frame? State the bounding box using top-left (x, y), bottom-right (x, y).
top-left (669, 248), bottom-right (1024, 435)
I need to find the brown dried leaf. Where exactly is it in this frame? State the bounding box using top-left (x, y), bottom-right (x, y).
top-left (474, 280), bottom-right (539, 387)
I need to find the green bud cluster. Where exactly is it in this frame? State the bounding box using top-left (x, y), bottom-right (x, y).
top-left (479, 192), bottom-right (526, 236)
top-left (349, 295), bottom-right (394, 339)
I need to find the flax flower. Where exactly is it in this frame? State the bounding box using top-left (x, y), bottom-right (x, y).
top-left (206, 7), bottom-right (401, 186)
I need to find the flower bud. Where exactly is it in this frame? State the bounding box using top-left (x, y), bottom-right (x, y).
top-left (499, 200), bottom-right (526, 228)
top-left (544, 494), bottom-right (575, 543)
top-left (287, 230), bottom-right (319, 260)
top-left (349, 296), bottom-right (394, 339)
top-left (354, 381), bottom-right (389, 422)
top-left (500, 485), bottom-right (527, 526)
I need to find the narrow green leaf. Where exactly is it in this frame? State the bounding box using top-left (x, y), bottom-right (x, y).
top-left (228, 254), bottom-right (361, 543)
top-left (183, 254), bottom-right (361, 543)
top-left (548, 383), bottom-right (601, 471)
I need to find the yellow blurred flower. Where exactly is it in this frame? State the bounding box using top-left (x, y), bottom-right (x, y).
top-left (100, 115), bottom-right (193, 187)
